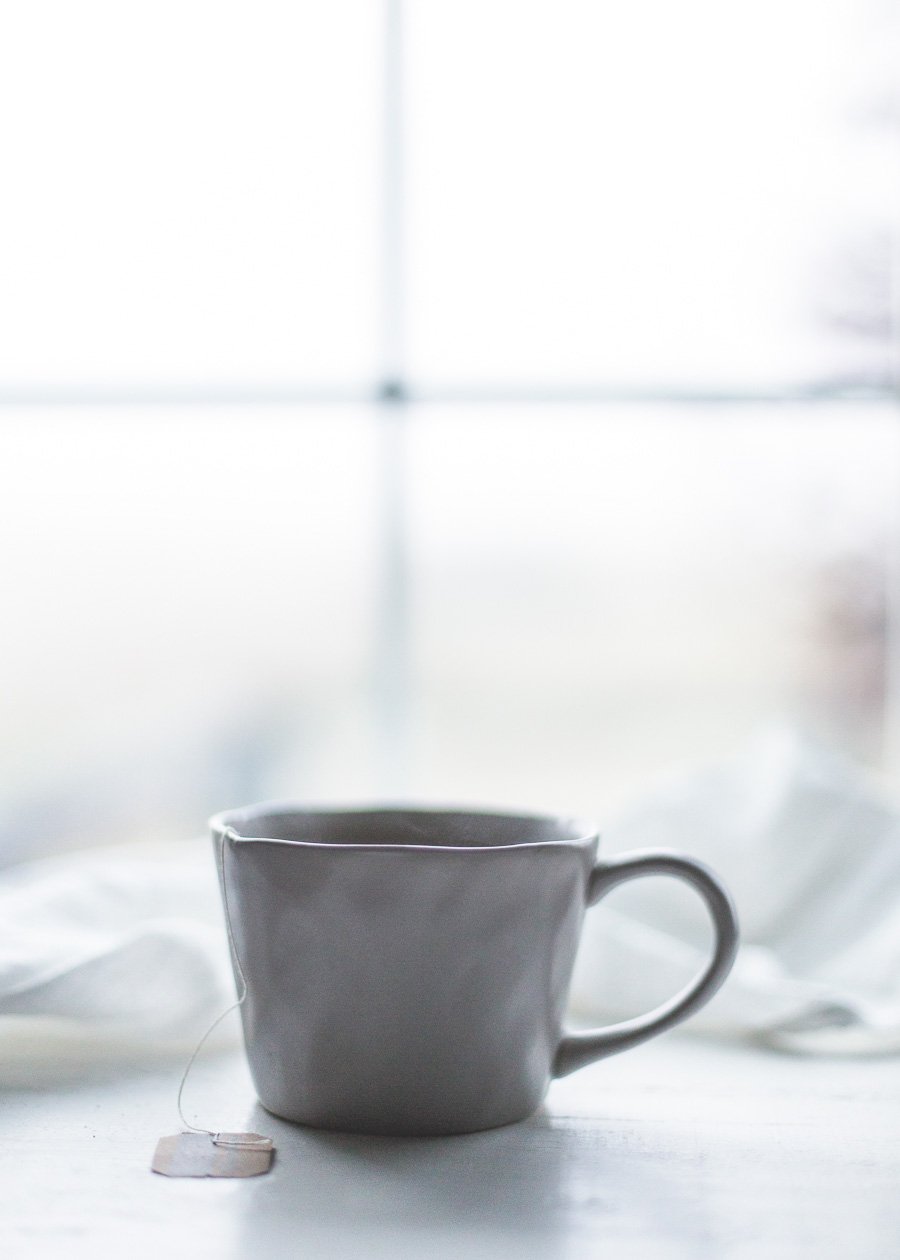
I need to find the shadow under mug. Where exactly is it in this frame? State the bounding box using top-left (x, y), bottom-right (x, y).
top-left (209, 804), bottom-right (739, 1136)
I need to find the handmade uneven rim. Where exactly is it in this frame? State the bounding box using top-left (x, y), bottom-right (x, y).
top-left (209, 801), bottom-right (599, 852)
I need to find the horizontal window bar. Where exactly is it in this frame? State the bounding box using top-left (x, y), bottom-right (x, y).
top-left (0, 384), bottom-right (895, 408)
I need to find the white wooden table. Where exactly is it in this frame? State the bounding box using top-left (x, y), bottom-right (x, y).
top-left (2, 1035), bottom-right (896, 1259)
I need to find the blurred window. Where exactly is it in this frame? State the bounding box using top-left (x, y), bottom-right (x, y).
top-left (0, 2), bottom-right (896, 859)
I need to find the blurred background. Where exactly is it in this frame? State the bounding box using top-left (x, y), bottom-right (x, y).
top-left (0, 0), bottom-right (897, 865)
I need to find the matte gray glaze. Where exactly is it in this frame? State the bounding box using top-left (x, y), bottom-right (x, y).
top-left (209, 804), bottom-right (739, 1136)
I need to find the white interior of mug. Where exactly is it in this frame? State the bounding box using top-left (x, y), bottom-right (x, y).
top-left (211, 804), bottom-right (596, 849)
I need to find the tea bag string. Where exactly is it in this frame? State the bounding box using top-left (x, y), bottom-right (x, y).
top-left (176, 825), bottom-right (264, 1150)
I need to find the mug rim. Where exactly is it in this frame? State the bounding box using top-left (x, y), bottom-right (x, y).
top-left (209, 800), bottom-right (599, 852)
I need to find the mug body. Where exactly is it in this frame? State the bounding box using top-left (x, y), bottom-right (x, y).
top-left (210, 805), bottom-right (597, 1136)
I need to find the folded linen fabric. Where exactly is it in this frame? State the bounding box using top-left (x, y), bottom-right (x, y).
top-left (2, 726), bottom-right (899, 1069)
top-left (570, 726), bottom-right (900, 1053)
top-left (0, 838), bottom-right (234, 1069)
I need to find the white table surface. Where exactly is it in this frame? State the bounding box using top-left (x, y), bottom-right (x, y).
top-left (2, 1034), bottom-right (897, 1260)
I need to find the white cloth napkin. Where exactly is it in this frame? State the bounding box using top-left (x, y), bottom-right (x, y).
top-left (570, 727), bottom-right (900, 1052)
top-left (0, 839), bottom-right (235, 1080)
top-left (2, 726), bottom-right (899, 1074)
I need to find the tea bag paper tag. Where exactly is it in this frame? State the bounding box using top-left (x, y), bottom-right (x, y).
top-left (152, 1132), bottom-right (275, 1178)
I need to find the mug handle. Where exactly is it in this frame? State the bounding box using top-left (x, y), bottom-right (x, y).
top-left (553, 849), bottom-right (739, 1077)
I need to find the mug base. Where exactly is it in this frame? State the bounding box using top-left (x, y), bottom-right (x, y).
top-left (256, 1097), bottom-right (544, 1138)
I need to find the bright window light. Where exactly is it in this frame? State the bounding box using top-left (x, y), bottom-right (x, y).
top-left (0, 2), bottom-right (381, 393)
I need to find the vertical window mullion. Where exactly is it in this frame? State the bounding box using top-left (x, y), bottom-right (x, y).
top-left (373, 0), bottom-right (412, 794)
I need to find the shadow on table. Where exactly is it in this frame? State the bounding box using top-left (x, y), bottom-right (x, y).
top-left (235, 1101), bottom-right (715, 1260)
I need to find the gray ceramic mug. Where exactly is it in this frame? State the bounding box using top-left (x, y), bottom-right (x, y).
top-left (210, 804), bottom-right (738, 1136)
